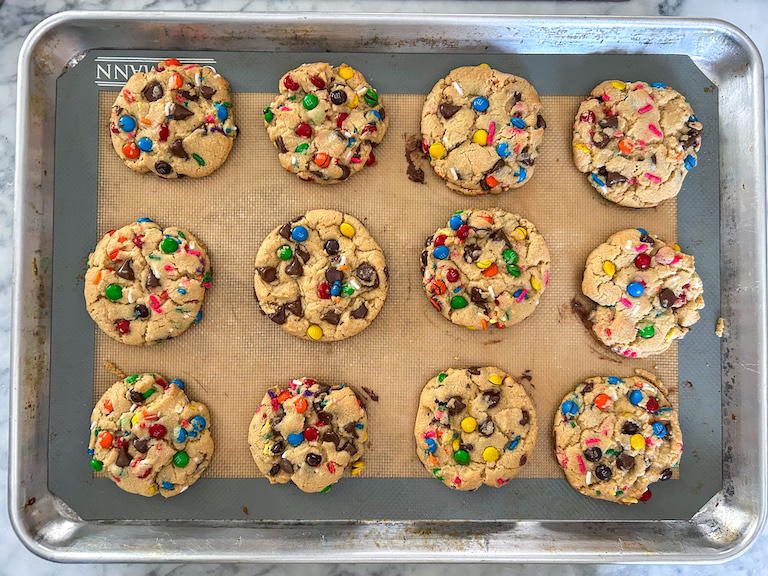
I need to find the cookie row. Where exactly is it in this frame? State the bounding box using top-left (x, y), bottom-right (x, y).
top-left (108, 60), bottom-right (702, 208)
top-left (89, 367), bottom-right (681, 506)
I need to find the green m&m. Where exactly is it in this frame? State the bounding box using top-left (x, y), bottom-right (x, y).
top-left (105, 284), bottom-right (123, 301)
top-left (173, 451), bottom-right (189, 468)
top-left (278, 245), bottom-right (293, 260)
top-left (161, 237), bottom-right (178, 254)
top-left (302, 94), bottom-right (318, 110)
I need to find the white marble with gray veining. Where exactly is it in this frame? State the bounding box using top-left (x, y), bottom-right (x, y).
top-left (1, 0), bottom-right (766, 572)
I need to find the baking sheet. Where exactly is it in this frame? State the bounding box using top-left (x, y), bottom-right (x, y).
top-left (49, 51), bottom-right (721, 521)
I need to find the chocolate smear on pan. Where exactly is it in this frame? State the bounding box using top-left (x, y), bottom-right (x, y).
top-left (405, 134), bottom-right (428, 184)
top-left (361, 387), bottom-right (379, 402)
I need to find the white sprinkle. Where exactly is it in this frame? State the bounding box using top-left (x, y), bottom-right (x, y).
top-left (488, 286), bottom-right (496, 299)
top-left (140, 459), bottom-right (148, 466)
top-left (168, 328), bottom-right (173, 333)
top-left (291, 156), bottom-right (298, 166)
top-left (90, 421), bottom-right (97, 430)
top-left (195, 72), bottom-right (202, 88)
top-left (344, 131), bottom-right (352, 138)
top-left (345, 151), bottom-right (352, 162)
top-left (450, 167), bottom-right (458, 180)
top-left (339, 255), bottom-right (346, 266)
top-left (442, 136), bottom-right (449, 145)
top-left (180, 486), bottom-right (189, 493)
top-left (130, 404), bottom-right (137, 412)
top-left (164, 101), bottom-right (173, 116)
top-left (586, 471), bottom-right (592, 485)
top-left (127, 290), bottom-right (134, 304)
top-left (177, 406), bottom-right (183, 414)
top-left (350, 279), bottom-right (361, 290)
top-left (356, 86), bottom-right (368, 95)
top-left (213, 74), bottom-right (221, 79)
top-left (452, 81), bottom-right (464, 96)
top-left (609, 389), bottom-right (618, 401)
top-left (642, 384), bottom-right (657, 393)
top-left (291, 379), bottom-right (303, 386)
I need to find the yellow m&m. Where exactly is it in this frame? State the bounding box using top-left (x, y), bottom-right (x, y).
top-left (339, 66), bottom-right (354, 80)
top-left (483, 447), bottom-right (499, 462)
top-left (461, 417), bottom-right (477, 433)
top-left (611, 81), bottom-right (626, 90)
top-left (630, 434), bottom-right (646, 450)
top-left (307, 325), bottom-right (323, 340)
top-left (531, 276), bottom-right (542, 291)
top-left (339, 222), bottom-right (355, 237)
top-left (512, 226), bottom-right (528, 240)
top-left (603, 261), bottom-right (616, 276)
top-left (473, 129), bottom-right (489, 145)
top-left (489, 374), bottom-right (503, 385)
top-left (429, 142), bottom-right (446, 159)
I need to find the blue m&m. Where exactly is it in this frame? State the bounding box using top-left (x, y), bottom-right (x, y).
top-left (291, 225), bottom-right (308, 242)
top-left (472, 96), bottom-right (489, 112)
top-left (684, 155), bottom-right (697, 170)
top-left (561, 400), bottom-right (578, 415)
top-left (496, 142), bottom-right (511, 157)
top-left (118, 116), bottom-right (136, 132)
top-left (288, 432), bottom-right (304, 446)
top-left (137, 137), bottom-right (153, 152)
top-left (627, 282), bottom-right (645, 297)
top-left (215, 103), bottom-right (228, 121)
top-left (137, 217), bottom-right (154, 223)
top-left (425, 438), bottom-right (437, 454)
top-left (629, 390), bottom-right (643, 405)
top-left (511, 117), bottom-right (526, 129)
top-left (433, 246), bottom-right (450, 260)
top-left (449, 214), bottom-right (464, 230)
top-left (191, 416), bottom-right (206, 432)
top-left (652, 421), bottom-right (667, 438)
top-left (169, 379), bottom-right (185, 390)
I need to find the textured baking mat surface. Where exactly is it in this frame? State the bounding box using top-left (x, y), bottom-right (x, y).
top-left (95, 91), bottom-right (679, 481)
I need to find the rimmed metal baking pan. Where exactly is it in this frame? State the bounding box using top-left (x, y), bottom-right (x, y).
top-left (11, 11), bottom-right (766, 562)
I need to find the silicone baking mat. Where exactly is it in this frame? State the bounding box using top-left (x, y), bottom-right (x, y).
top-left (49, 52), bottom-right (721, 521)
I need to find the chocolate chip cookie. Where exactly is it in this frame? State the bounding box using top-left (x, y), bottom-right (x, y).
top-left (573, 80), bottom-right (702, 208)
top-left (421, 208), bottom-right (550, 330)
top-left (421, 64), bottom-right (545, 195)
top-left (109, 58), bottom-right (237, 178)
top-left (249, 378), bottom-right (367, 493)
top-left (84, 218), bottom-right (211, 345)
top-left (553, 370), bottom-right (683, 505)
top-left (264, 62), bottom-right (388, 183)
top-left (89, 373), bottom-right (213, 498)
top-left (414, 367), bottom-right (537, 491)
top-left (254, 209), bottom-right (388, 341)
top-left (582, 228), bottom-right (704, 358)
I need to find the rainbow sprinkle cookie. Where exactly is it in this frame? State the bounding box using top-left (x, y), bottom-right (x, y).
top-left (414, 367), bottom-right (537, 491)
top-left (264, 62), bottom-right (388, 184)
top-left (88, 374), bottom-right (213, 498)
top-left (249, 378), bottom-right (367, 493)
top-left (84, 218), bottom-right (211, 346)
top-left (420, 64), bottom-right (545, 195)
top-left (572, 80), bottom-right (702, 208)
top-left (553, 370), bottom-right (683, 505)
top-left (421, 208), bottom-right (550, 330)
top-left (582, 228), bottom-right (704, 358)
top-left (109, 58), bottom-right (237, 178)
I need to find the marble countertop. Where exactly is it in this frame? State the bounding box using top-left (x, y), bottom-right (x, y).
top-left (1, 0), bottom-right (766, 573)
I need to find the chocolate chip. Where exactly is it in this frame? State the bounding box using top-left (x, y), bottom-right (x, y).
top-left (172, 104), bottom-right (194, 120)
top-left (467, 367), bottom-right (481, 375)
top-left (463, 244), bottom-right (481, 263)
top-left (459, 442), bottom-right (473, 452)
top-left (351, 303), bottom-right (368, 319)
top-left (330, 90), bottom-right (347, 105)
top-left (519, 409), bottom-right (530, 426)
top-left (660, 468), bottom-right (672, 481)
top-left (378, 107), bottom-right (386, 122)
top-left (171, 139), bottom-right (188, 159)
top-left (490, 229), bottom-right (509, 243)
top-left (338, 164), bottom-right (351, 180)
top-left (317, 411), bottom-right (333, 425)
top-left (490, 158), bottom-right (506, 173)
top-left (650, 153), bottom-right (657, 165)
top-left (133, 438), bottom-right (149, 453)
top-left (155, 161), bottom-right (173, 176)
top-left (279, 458), bottom-right (293, 473)
top-left (142, 81), bottom-right (164, 102)
top-left (421, 249), bottom-right (428, 267)
top-left (257, 266), bottom-right (277, 283)
top-left (268, 463), bottom-right (281, 476)
top-left (324, 239), bottom-right (339, 255)
top-left (116, 259), bottom-right (134, 280)
top-left (309, 170), bottom-right (326, 180)
top-left (595, 464), bottom-right (612, 481)
top-left (325, 267), bottom-right (343, 284)
top-left (271, 441), bottom-right (284, 454)
top-left (519, 454), bottom-right (527, 466)
top-left (321, 310), bottom-right (340, 325)
top-left (306, 453), bottom-right (322, 467)
top-left (322, 431), bottom-right (340, 448)
top-left (285, 299), bottom-right (303, 317)
top-left (295, 246), bottom-right (310, 263)
top-left (470, 287), bottom-right (486, 304)
top-left (681, 133), bottom-right (699, 150)
top-left (622, 421), bottom-right (639, 435)
top-left (285, 257), bottom-right (303, 276)
top-left (659, 288), bottom-right (676, 309)
top-left (356, 262), bottom-right (377, 285)
top-left (177, 89), bottom-right (199, 101)
top-left (278, 223), bottom-right (292, 239)
top-left (536, 115), bottom-right (546, 129)
top-left (598, 116), bottom-right (618, 129)
top-left (268, 306), bottom-right (287, 325)
top-left (275, 136), bottom-right (288, 154)
top-left (605, 171), bottom-right (628, 187)
top-left (447, 397), bottom-right (466, 415)
top-left (592, 132), bottom-right (610, 149)
top-left (343, 422), bottom-right (356, 434)
top-left (134, 304), bottom-right (149, 319)
top-left (513, 91), bottom-right (522, 104)
top-left (316, 383), bottom-right (331, 394)
top-left (383, 266), bottom-right (389, 279)
top-left (146, 270), bottom-right (160, 288)
top-left (581, 382), bottom-right (594, 394)
top-left (583, 447), bottom-right (602, 462)
top-left (116, 445), bottom-right (132, 467)
top-left (342, 442), bottom-right (357, 456)
top-left (616, 453), bottom-right (635, 472)
top-left (129, 389), bottom-right (143, 404)
top-left (200, 85), bottom-right (216, 100)
top-left (439, 103), bottom-right (461, 119)
top-left (639, 233), bottom-right (654, 244)
top-left (479, 177), bottom-right (491, 191)
top-left (478, 418), bottom-right (494, 437)
top-left (483, 390), bottom-right (500, 408)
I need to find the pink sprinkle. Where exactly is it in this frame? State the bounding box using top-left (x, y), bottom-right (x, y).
top-left (487, 121), bottom-right (496, 145)
top-left (255, 405), bottom-right (262, 415)
top-left (203, 282), bottom-right (211, 289)
top-left (557, 451), bottom-right (568, 468)
top-left (149, 295), bottom-right (162, 313)
top-left (350, 157), bottom-right (362, 164)
top-left (497, 478), bottom-right (505, 486)
top-left (577, 455), bottom-right (586, 474)
top-left (279, 106), bottom-right (291, 111)
top-left (544, 270), bottom-right (550, 285)
top-left (601, 428), bottom-right (609, 436)
top-left (157, 443), bottom-right (162, 450)
top-left (635, 83), bottom-right (644, 89)
top-left (184, 65), bottom-right (196, 70)
top-left (623, 350), bottom-right (631, 357)
top-left (637, 140), bottom-right (646, 147)
top-left (612, 131), bottom-right (623, 138)
top-left (602, 93), bottom-right (610, 101)
top-left (645, 437), bottom-right (653, 447)
top-left (187, 249), bottom-right (201, 256)
top-left (619, 298), bottom-right (632, 308)
top-left (670, 254), bottom-right (681, 265)
top-left (512, 128), bottom-right (524, 134)
top-left (516, 289), bottom-right (528, 303)
top-left (631, 352), bottom-right (638, 358)
top-left (636, 244), bottom-right (648, 252)
top-left (290, 382), bottom-right (296, 391)
top-left (645, 172), bottom-right (662, 183)
top-left (639, 105), bottom-right (653, 114)
top-left (270, 398), bottom-right (278, 412)
top-left (435, 410), bottom-right (444, 420)
top-left (648, 124), bottom-right (662, 137)
top-left (205, 114), bottom-right (215, 124)
top-left (585, 438), bottom-right (601, 445)
top-left (164, 265), bottom-right (175, 272)
top-left (424, 430), bottom-right (436, 439)
top-left (454, 477), bottom-right (461, 485)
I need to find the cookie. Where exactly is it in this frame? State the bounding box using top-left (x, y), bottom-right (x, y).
top-left (264, 62), bottom-right (388, 183)
top-left (109, 58), bottom-right (237, 178)
top-left (421, 208), bottom-right (550, 330)
top-left (88, 374), bottom-right (213, 498)
top-left (572, 80), bottom-right (702, 208)
top-left (249, 378), bottom-right (367, 493)
top-left (420, 64), bottom-right (545, 195)
top-left (582, 228), bottom-right (704, 358)
top-left (84, 218), bottom-right (211, 346)
top-left (254, 210), bottom-right (388, 341)
top-left (414, 367), bottom-right (537, 491)
top-left (553, 370), bottom-right (683, 505)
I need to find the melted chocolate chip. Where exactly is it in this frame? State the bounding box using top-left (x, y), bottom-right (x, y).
top-left (605, 171), bottom-right (628, 187)
top-left (421, 249), bottom-right (428, 268)
top-left (285, 257), bottom-right (303, 276)
top-left (278, 223), bottom-right (292, 239)
top-left (356, 262), bottom-right (377, 286)
top-left (171, 139), bottom-right (188, 159)
top-left (324, 239), bottom-right (339, 255)
top-left (322, 431), bottom-right (340, 448)
top-left (295, 246), bottom-right (310, 264)
top-left (129, 390), bottom-right (143, 404)
top-left (338, 164), bottom-right (351, 180)
top-left (439, 103), bottom-right (461, 119)
top-left (479, 176), bottom-right (491, 191)
top-left (464, 244), bottom-right (481, 263)
top-left (459, 442), bottom-right (473, 452)
top-left (595, 464), bottom-right (612, 481)
top-left (598, 116), bottom-right (619, 129)
top-left (581, 382), bottom-right (594, 394)
top-left (519, 454), bottom-right (527, 466)
top-left (351, 303), bottom-right (368, 319)
top-left (467, 367), bottom-right (481, 375)
top-left (616, 452), bottom-right (635, 472)
top-left (279, 458), bottom-right (293, 473)
top-left (650, 153), bottom-right (657, 165)
top-left (257, 266), bottom-right (277, 283)
top-left (146, 270), bottom-right (161, 288)
top-left (134, 304), bottom-right (149, 319)
top-left (659, 288), bottom-right (676, 309)
top-left (490, 158), bottom-right (506, 173)
top-left (343, 422), bottom-right (356, 435)
top-left (116, 445), bottom-right (132, 467)
top-left (513, 91), bottom-right (522, 104)
top-left (478, 418), bottom-right (495, 437)
top-left (660, 468), bottom-right (672, 481)
top-left (275, 136), bottom-right (288, 154)
top-left (268, 306), bottom-right (287, 325)
top-left (142, 81), bottom-right (164, 102)
top-left (519, 409), bottom-right (530, 426)
top-left (483, 390), bottom-right (500, 408)
top-left (536, 115), bottom-right (546, 129)
top-left (271, 441), bottom-right (284, 454)
top-left (378, 107), bottom-right (386, 122)
top-left (490, 229), bottom-right (509, 243)
top-left (342, 442), bottom-right (357, 456)
top-left (306, 453), bottom-right (322, 467)
top-left (622, 421), bottom-right (639, 435)
top-left (177, 89), bottom-right (199, 101)
top-left (155, 161), bottom-right (173, 176)
top-left (200, 85), bottom-right (216, 100)
top-left (321, 310), bottom-right (340, 325)
top-left (116, 259), bottom-right (134, 280)
top-left (447, 396), bottom-right (466, 415)
top-left (317, 411), bottom-right (333, 425)
top-left (583, 447), bottom-right (603, 462)
top-left (268, 463), bottom-right (281, 476)
top-left (592, 132), bottom-right (610, 149)
top-left (470, 287), bottom-right (486, 304)
top-left (133, 437), bottom-right (149, 453)
top-left (330, 90), bottom-right (347, 105)
top-left (316, 383), bottom-right (331, 394)
top-left (325, 267), bottom-right (344, 284)
top-left (285, 299), bottom-right (303, 317)
top-left (172, 104), bottom-right (194, 121)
